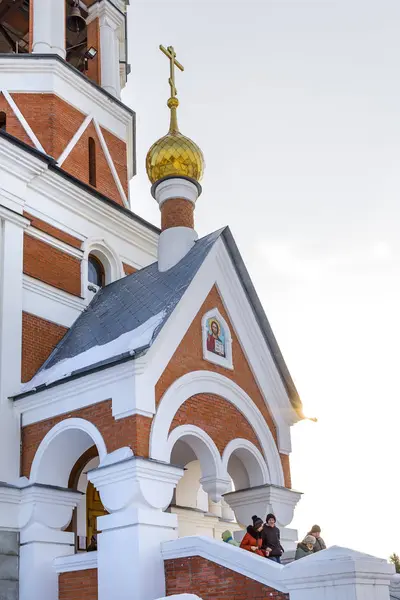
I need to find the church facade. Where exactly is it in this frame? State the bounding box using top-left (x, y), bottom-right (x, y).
top-left (0, 1), bottom-right (358, 600)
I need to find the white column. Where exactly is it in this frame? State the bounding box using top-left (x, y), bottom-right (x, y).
top-left (0, 209), bottom-right (30, 482)
top-left (284, 546), bottom-right (394, 600)
top-left (223, 484), bottom-right (301, 552)
top-left (88, 452), bottom-right (183, 600)
top-left (208, 498), bottom-right (222, 518)
top-left (32, 0), bottom-right (66, 58)
top-left (88, 1), bottom-right (124, 98)
top-left (19, 485), bottom-right (81, 600)
top-left (154, 178), bottom-right (200, 273)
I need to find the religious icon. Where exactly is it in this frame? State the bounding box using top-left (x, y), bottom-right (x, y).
top-left (206, 317), bottom-right (226, 358)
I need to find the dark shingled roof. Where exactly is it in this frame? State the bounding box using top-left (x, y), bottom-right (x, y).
top-left (15, 227), bottom-right (303, 417)
top-left (32, 228), bottom-right (224, 374)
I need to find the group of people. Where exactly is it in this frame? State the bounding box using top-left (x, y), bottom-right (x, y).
top-left (221, 517), bottom-right (326, 563)
top-left (294, 525), bottom-right (326, 559)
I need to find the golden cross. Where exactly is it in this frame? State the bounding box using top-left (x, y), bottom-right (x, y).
top-left (159, 44), bottom-right (184, 98)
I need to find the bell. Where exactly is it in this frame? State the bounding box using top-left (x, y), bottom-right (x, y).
top-left (66, 3), bottom-right (86, 34)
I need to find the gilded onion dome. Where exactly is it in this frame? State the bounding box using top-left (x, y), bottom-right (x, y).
top-left (146, 97), bottom-right (205, 185)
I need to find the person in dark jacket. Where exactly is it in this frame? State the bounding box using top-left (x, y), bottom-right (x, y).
top-left (240, 515), bottom-right (268, 557)
top-left (308, 525), bottom-right (326, 553)
top-left (295, 535), bottom-right (316, 560)
top-left (262, 513), bottom-right (283, 563)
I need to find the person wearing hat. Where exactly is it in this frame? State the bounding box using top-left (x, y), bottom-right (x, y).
top-left (240, 516), bottom-right (268, 557)
top-left (295, 535), bottom-right (316, 560)
top-left (222, 530), bottom-right (240, 546)
top-left (261, 513), bottom-right (284, 563)
top-left (307, 525), bottom-right (326, 552)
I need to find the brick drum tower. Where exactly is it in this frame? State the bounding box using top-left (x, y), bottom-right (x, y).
top-left (0, 2), bottom-right (311, 600)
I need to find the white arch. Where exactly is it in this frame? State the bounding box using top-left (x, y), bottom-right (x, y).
top-left (222, 438), bottom-right (270, 488)
top-left (150, 371), bottom-right (284, 486)
top-left (167, 424), bottom-right (224, 481)
top-left (82, 237), bottom-right (124, 298)
top-left (30, 418), bottom-right (107, 487)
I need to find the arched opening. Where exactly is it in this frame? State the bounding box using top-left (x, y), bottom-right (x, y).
top-left (168, 432), bottom-right (240, 540)
top-left (30, 418), bottom-right (108, 553)
top-left (88, 136), bottom-right (96, 187)
top-left (0, 112), bottom-right (6, 131)
top-left (223, 440), bottom-right (269, 492)
top-left (88, 253), bottom-right (105, 288)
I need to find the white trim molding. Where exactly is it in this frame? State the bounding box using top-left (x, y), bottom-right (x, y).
top-left (150, 371), bottom-right (284, 487)
top-left (93, 117), bottom-right (129, 207)
top-left (23, 274), bottom-right (85, 328)
top-left (1, 90), bottom-right (46, 154)
top-left (54, 551), bottom-right (98, 574)
top-left (201, 307), bottom-right (233, 370)
top-left (57, 114), bottom-right (93, 166)
top-left (162, 536), bottom-right (286, 592)
top-left (29, 417), bottom-right (108, 485)
top-left (145, 237), bottom-right (295, 453)
top-left (222, 438), bottom-right (269, 487)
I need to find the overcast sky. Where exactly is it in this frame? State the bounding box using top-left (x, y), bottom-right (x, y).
top-left (124, 0), bottom-right (400, 559)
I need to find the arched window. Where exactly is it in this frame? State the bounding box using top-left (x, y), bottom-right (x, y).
top-left (88, 137), bottom-right (96, 187)
top-left (88, 254), bottom-right (105, 288)
top-left (0, 112), bottom-right (6, 131)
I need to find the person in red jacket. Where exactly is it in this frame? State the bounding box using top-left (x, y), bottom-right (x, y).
top-left (240, 515), bottom-right (269, 557)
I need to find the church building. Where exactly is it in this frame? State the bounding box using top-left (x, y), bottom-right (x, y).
top-left (0, 1), bottom-right (307, 599)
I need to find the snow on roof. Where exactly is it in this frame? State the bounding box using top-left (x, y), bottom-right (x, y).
top-left (21, 311), bottom-right (165, 393)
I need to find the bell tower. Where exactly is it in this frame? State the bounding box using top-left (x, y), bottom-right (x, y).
top-left (0, 0), bottom-right (134, 207)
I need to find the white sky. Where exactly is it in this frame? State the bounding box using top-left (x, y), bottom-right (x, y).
top-left (124, 0), bottom-right (400, 559)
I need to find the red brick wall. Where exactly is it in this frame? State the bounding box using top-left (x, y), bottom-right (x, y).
top-left (22, 312), bottom-right (68, 383)
top-left (86, 18), bottom-right (101, 86)
top-left (23, 234), bottom-right (81, 297)
top-left (0, 94), bottom-right (34, 147)
top-left (156, 286), bottom-right (291, 487)
top-left (24, 212), bottom-right (82, 249)
top-left (63, 121), bottom-right (124, 206)
top-left (123, 263), bottom-right (137, 276)
top-left (165, 556), bottom-right (289, 600)
top-left (21, 400), bottom-right (152, 478)
top-left (3, 93), bottom-right (128, 205)
top-left (170, 393), bottom-right (263, 456)
top-left (59, 569), bottom-right (97, 600)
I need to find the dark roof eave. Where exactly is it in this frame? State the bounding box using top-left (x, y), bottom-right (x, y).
top-left (0, 129), bottom-right (56, 164)
top-left (12, 344), bottom-right (150, 401)
top-left (221, 227), bottom-right (304, 418)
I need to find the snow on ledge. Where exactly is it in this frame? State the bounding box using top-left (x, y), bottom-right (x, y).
top-left (161, 536), bottom-right (286, 593)
top-left (21, 311), bottom-right (165, 393)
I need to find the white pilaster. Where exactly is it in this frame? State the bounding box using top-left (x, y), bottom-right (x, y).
top-left (284, 546), bottom-right (394, 600)
top-left (88, 1), bottom-right (125, 98)
top-left (19, 485), bottom-right (81, 600)
top-left (88, 452), bottom-right (183, 600)
top-left (0, 208), bottom-right (30, 482)
top-left (32, 0), bottom-right (66, 58)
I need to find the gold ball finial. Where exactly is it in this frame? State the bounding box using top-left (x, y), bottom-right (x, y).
top-left (145, 45), bottom-right (205, 186)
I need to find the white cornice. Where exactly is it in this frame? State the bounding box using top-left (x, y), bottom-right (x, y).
top-left (0, 206), bottom-right (30, 228)
top-left (54, 551), bottom-right (98, 573)
top-left (26, 228), bottom-right (83, 258)
top-left (23, 274), bottom-right (85, 314)
top-left (88, 0), bottom-right (125, 28)
top-left (0, 57), bottom-right (132, 141)
top-left (29, 170), bottom-right (158, 259)
top-left (0, 136), bottom-right (48, 182)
